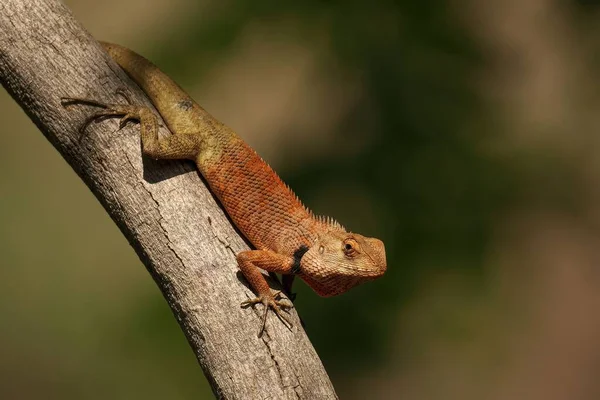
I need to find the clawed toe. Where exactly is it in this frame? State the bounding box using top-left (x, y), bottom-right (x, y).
top-left (118, 113), bottom-right (137, 130)
top-left (61, 90), bottom-right (141, 136)
top-left (270, 303), bottom-right (293, 327)
top-left (240, 297), bottom-right (262, 307)
top-left (61, 96), bottom-right (109, 109)
top-left (241, 291), bottom-right (294, 337)
top-left (272, 291), bottom-right (293, 309)
top-left (115, 88), bottom-right (132, 104)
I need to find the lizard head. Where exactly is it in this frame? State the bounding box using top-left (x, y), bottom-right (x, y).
top-left (299, 225), bottom-right (387, 297)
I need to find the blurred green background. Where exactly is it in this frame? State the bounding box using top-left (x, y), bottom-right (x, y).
top-left (3, 0), bottom-right (600, 399)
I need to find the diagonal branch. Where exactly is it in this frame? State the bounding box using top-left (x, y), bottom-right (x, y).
top-left (0, 0), bottom-right (338, 398)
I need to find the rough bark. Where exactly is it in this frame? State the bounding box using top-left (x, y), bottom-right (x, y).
top-left (0, 0), bottom-right (338, 398)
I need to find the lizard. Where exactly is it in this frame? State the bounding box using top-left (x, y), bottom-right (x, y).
top-left (62, 42), bottom-right (387, 337)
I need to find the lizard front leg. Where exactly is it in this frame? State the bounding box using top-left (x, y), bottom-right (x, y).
top-left (237, 250), bottom-right (296, 337)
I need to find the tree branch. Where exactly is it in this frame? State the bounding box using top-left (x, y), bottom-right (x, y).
top-left (0, 0), bottom-right (337, 398)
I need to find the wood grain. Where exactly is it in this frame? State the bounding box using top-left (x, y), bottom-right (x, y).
top-left (0, 0), bottom-right (338, 398)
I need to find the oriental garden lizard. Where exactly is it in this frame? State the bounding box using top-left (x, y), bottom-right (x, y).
top-left (62, 42), bottom-right (387, 337)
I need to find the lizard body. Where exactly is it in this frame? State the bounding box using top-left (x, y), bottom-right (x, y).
top-left (63, 42), bottom-right (387, 336)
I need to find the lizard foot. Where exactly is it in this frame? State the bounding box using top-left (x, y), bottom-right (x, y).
top-left (241, 290), bottom-right (293, 337)
top-left (61, 89), bottom-right (141, 136)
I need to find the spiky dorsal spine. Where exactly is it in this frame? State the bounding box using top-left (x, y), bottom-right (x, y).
top-left (315, 215), bottom-right (345, 231)
top-left (278, 173), bottom-right (346, 231)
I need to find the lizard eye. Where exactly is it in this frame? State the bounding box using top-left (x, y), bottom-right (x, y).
top-left (343, 239), bottom-right (359, 257)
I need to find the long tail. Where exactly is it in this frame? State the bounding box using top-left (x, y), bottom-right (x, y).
top-left (100, 41), bottom-right (221, 136)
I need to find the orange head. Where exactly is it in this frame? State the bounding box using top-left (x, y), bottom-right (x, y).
top-left (298, 224), bottom-right (387, 297)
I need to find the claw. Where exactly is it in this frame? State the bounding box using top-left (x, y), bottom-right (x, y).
top-left (118, 113), bottom-right (137, 130)
top-left (115, 88), bottom-right (132, 105)
top-left (61, 96), bottom-right (109, 109)
top-left (61, 90), bottom-right (141, 138)
top-left (79, 110), bottom-right (122, 136)
top-left (241, 291), bottom-right (294, 337)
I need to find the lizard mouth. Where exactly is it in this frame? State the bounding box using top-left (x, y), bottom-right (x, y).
top-left (334, 263), bottom-right (386, 277)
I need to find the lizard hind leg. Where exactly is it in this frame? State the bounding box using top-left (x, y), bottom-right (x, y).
top-left (61, 90), bottom-right (201, 160)
top-left (61, 92), bottom-right (148, 136)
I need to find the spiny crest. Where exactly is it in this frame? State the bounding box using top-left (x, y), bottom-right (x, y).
top-left (315, 215), bottom-right (345, 231)
top-left (281, 181), bottom-right (312, 214)
top-left (277, 172), bottom-right (344, 230)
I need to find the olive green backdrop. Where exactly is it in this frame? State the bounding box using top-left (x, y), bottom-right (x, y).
top-left (2, 0), bottom-right (600, 399)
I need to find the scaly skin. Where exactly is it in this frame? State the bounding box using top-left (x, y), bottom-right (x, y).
top-left (62, 42), bottom-right (387, 336)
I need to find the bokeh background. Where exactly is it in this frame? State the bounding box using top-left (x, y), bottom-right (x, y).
top-left (3, 0), bottom-right (600, 398)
